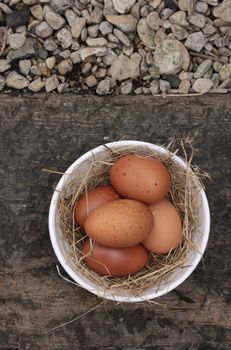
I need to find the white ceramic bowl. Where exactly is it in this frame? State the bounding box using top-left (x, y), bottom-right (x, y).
top-left (49, 140), bottom-right (210, 302)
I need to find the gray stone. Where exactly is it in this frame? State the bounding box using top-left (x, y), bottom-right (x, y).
top-left (43, 38), bottom-right (58, 51)
top-left (96, 78), bottom-right (111, 94)
top-left (122, 45), bottom-right (134, 56)
top-left (120, 80), bottom-right (133, 94)
top-left (178, 79), bottom-right (191, 94)
top-left (91, 7), bottom-right (103, 24)
top-left (43, 5), bottom-right (66, 30)
top-left (113, 29), bottom-right (130, 46)
top-left (112, 0), bottom-right (136, 14)
top-left (154, 39), bottom-right (190, 75)
top-left (204, 0), bottom-right (218, 5)
top-left (19, 59), bottom-right (31, 75)
top-left (155, 29), bottom-right (167, 45)
top-left (82, 62), bottom-right (92, 75)
top-left (102, 48), bottom-right (117, 65)
top-left (45, 75), bottom-right (59, 92)
top-left (51, 0), bottom-right (70, 13)
top-left (85, 75), bottom-right (97, 87)
top-left (95, 68), bottom-right (107, 78)
top-left (0, 59), bottom-right (11, 73)
top-left (23, 0), bottom-right (37, 4)
top-left (159, 79), bottom-right (171, 93)
top-left (28, 78), bottom-right (45, 92)
top-left (188, 13), bottom-right (206, 28)
top-left (211, 73), bottom-right (220, 88)
top-left (178, 0), bottom-right (187, 11)
top-left (7, 38), bottom-right (36, 62)
top-left (192, 78), bottom-right (213, 93)
top-left (203, 23), bottom-right (217, 36)
top-left (0, 75), bottom-right (5, 91)
top-left (81, 9), bottom-right (91, 25)
top-left (31, 65), bottom-right (41, 77)
top-left (80, 46), bottom-right (107, 60)
top-left (171, 24), bottom-right (188, 40)
top-left (88, 25), bottom-right (99, 38)
top-left (86, 37), bottom-right (108, 46)
top-left (71, 17), bottom-right (86, 39)
top-left (140, 5), bottom-right (149, 18)
top-left (106, 14), bottom-right (137, 32)
top-left (194, 59), bottom-right (212, 78)
top-left (169, 11), bottom-right (189, 27)
top-left (213, 0), bottom-right (231, 24)
top-left (149, 0), bottom-right (161, 10)
top-left (65, 9), bottom-right (77, 25)
top-left (185, 32), bottom-right (207, 52)
top-left (81, 27), bottom-right (88, 42)
top-left (57, 28), bottom-right (73, 48)
top-left (213, 61), bottom-right (223, 73)
top-left (137, 18), bottom-right (156, 49)
top-left (8, 33), bottom-right (26, 50)
top-left (109, 53), bottom-right (140, 81)
top-left (6, 71), bottom-right (29, 89)
top-left (0, 3), bottom-right (12, 15)
top-left (179, 71), bottom-right (194, 80)
top-left (160, 8), bottom-right (174, 20)
top-left (146, 11), bottom-right (161, 31)
top-left (196, 2), bottom-right (208, 14)
top-left (108, 33), bottom-right (120, 44)
top-left (99, 21), bottom-right (113, 35)
top-left (35, 21), bottom-right (53, 38)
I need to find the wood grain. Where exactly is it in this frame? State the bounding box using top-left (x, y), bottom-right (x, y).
top-left (0, 94), bottom-right (230, 350)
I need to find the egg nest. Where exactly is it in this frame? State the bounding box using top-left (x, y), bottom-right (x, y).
top-left (58, 140), bottom-right (208, 298)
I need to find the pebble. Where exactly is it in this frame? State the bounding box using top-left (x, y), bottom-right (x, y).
top-left (91, 7), bottom-right (104, 24)
top-left (85, 75), bottom-right (97, 87)
top-left (213, 61), bottom-right (222, 72)
top-left (6, 71), bottom-right (29, 89)
top-left (120, 80), bottom-right (133, 94)
top-left (192, 78), bottom-right (213, 93)
top-left (178, 0), bottom-right (187, 11)
top-left (19, 59), bottom-right (31, 75)
top-left (35, 21), bottom-right (53, 38)
top-left (7, 38), bottom-right (36, 62)
top-left (164, 0), bottom-right (179, 12)
top-left (99, 21), bottom-right (113, 35)
top-left (137, 18), bottom-right (156, 48)
top-left (31, 4), bottom-right (43, 20)
top-left (109, 53), bottom-right (139, 80)
top-left (43, 5), bottom-right (66, 30)
top-left (45, 75), bottom-right (59, 92)
top-left (57, 28), bottom-right (73, 49)
top-left (51, 0), bottom-right (70, 13)
top-left (46, 56), bottom-right (56, 70)
top-left (112, 0), bottom-right (136, 14)
top-left (169, 11), bottom-right (188, 27)
top-left (86, 37), bottom-right (108, 46)
top-left (178, 79), bottom-right (191, 94)
top-left (28, 78), bottom-right (45, 92)
top-left (146, 11), bottom-right (161, 31)
top-left (6, 6), bottom-right (30, 27)
top-left (57, 59), bottom-right (73, 75)
top-left (106, 14), bottom-right (137, 32)
top-left (43, 38), bottom-right (58, 51)
top-left (0, 3), bottom-right (12, 15)
top-left (159, 79), bottom-right (171, 93)
top-left (154, 39), bottom-right (189, 75)
top-left (149, 0), bottom-right (161, 10)
top-left (103, 48), bottom-right (117, 65)
top-left (96, 78), bottom-right (111, 94)
top-left (71, 17), bottom-right (86, 39)
top-left (80, 46), bottom-right (107, 60)
top-left (113, 28), bottom-right (130, 46)
top-left (196, 2), bottom-right (208, 14)
top-left (213, 0), bottom-right (231, 24)
top-left (0, 75), bottom-right (5, 91)
top-left (149, 79), bottom-right (159, 95)
top-left (0, 59), bottom-right (11, 73)
top-left (194, 59), bottom-right (212, 78)
top-left (70, 51), bottom-right (81, 63)
top-left (188, 14), bottom-right (206, 29)
top-left (211, 73), bottom-right (220, 88)
top-left (185, 31), bottom-right (207, 52)
top-left (219, 64), bottom-right (231, 82)
top-left (88, 25), bottom-right (99, 38)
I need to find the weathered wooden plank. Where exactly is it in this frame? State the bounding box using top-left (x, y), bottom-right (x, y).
top-left (0, 94), bottom-right (230, 350)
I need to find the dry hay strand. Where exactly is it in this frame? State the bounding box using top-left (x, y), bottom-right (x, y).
top-left (57, 140), bottom-right (208, 299)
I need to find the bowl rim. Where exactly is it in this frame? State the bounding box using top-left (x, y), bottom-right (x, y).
top-left (48, 140), bottom-right (210, 302)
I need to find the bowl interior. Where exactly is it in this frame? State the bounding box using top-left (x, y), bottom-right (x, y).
top-left (49, 140), bottom-right (210, 302)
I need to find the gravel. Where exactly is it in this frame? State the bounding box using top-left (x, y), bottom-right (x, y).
top-left (0, 0), bottom-right (230, 95)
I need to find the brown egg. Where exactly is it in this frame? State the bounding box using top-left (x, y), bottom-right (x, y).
top-left (110, 154), bottom-right (170, 204)
top-left (143, 199), bottom-right (183, 254)
top-left (84, 199), bottom-right (154, 248)
top-left (83, 239), bottom-right (149, 276)
top-left (74, 185), bottom-right (120, 227)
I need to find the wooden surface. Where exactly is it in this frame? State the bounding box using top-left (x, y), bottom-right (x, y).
top-left (0, 94), bottom-right (230, 350)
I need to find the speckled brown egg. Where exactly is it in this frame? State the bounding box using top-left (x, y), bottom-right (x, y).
top-left (84, 199), bottom-right (154, 248)
top-left (74, 185), bottom-right (120, 227)
top-left (83, 239), bottom-right (149, 276)
top-left (143, 199), bottom-right (183, 254)
top-left (110, 154), bottom-right (170, 204)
